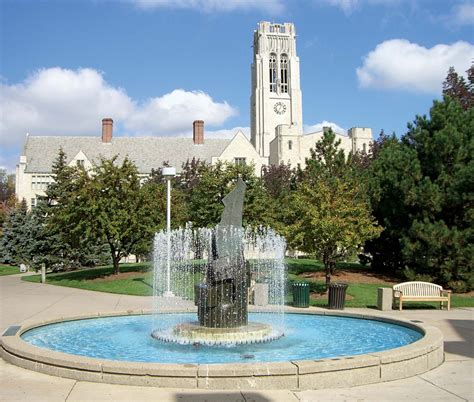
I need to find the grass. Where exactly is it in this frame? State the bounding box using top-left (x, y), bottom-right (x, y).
top-left (0, 264), bottom-right (20, 276)
top-left (22, 263), bottom-right (154, 296)
top-left (21, 259), bottom-right (474, 308)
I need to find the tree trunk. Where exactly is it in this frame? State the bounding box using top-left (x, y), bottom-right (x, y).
top-left (325, 267), bottom-right (331, 291)
top-left (324, 258), bottom-right (335, 291)
top-left (113, 255), bottom-right (120, 275)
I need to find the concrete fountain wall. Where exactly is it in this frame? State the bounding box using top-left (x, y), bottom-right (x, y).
top-left (1, 309), bottom-right (444, 390)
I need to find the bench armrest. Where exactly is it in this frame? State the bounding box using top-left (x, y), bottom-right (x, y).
top-left (441, 289), bottom-right (452, 295)
top-left (393, 290), bottom-right (403, 297)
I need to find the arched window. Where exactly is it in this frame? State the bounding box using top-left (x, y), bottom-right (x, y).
top-left (280, 54), bottom-right (288, 93)
top-left (269, 53), bottom-right (277, 92)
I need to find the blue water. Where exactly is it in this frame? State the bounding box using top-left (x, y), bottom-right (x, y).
top-left (21, 313), bottom-right (422, 364)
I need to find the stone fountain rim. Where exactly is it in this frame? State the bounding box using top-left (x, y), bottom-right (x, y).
top-left (0, 308), bottom-right (444, 390)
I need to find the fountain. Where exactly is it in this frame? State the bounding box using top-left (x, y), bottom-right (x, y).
top-left (151, 177), bottom-right (286, 345)
top-left (1, 178), bottom-right (443, 390)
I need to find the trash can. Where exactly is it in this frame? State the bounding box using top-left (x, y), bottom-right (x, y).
top-left (328, 283), bottom-right (348, 309)
top-left (292, 282), bottom-right (310, 308)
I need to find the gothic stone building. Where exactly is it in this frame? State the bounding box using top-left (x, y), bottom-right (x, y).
top-left (16, 21), bottom-right (372, 208)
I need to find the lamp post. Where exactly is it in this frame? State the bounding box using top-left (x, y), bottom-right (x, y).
top-left (162, 166), bottom-right (176, 297)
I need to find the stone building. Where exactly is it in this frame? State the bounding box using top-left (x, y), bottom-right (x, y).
top-left (251, 21), bottom-right (372, 167)
top-left (15, 21), bottom-right (372, 208)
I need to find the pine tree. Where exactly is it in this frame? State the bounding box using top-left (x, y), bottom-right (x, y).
top-left (443, 65), bottom-right (474, 110)
top-left (0, 200), bottom-right (29, 264)
top-left (365, 96), bottom-right (473, 291)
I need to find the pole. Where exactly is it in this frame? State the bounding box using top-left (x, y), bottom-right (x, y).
top-left (164, 177), bottom-right (174, 297)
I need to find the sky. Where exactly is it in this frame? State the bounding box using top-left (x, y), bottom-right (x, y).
top-left (1, 0), bottom-right (473, 172)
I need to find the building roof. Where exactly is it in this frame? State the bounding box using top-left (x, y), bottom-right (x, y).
top-left (22, 136), bottom-right (231, 174)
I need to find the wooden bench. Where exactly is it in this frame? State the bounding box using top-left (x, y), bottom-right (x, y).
top-left (393, 281), bottom-right (451, 311)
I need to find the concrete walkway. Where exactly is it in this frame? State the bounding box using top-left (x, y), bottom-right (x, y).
top-left (1, 274), bottom-right (472, 401)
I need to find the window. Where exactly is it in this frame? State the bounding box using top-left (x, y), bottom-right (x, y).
top-left (31, 175), bottom-right (52, 191)
top-left (362, 143), bottom-right (367, 153)
top-left (76, 159), bottom-right (85, 167)
top-left (234, 157), bottom-right (246, 166)
top-left (280, 54), bottom-right (288, 93)
top-left (269, 53), bottom-right (277, 93)
top-left (31, 198), bottom-right (37, 208)
top-left (288, 140), bottom-right (293, 150)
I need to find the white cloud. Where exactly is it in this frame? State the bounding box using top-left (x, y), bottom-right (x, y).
top-left (304, 121), bottom-right (346, 135)
top-left (0, 67), bottom-right (237, 148)
top-left (125, 89), bottom-right (236, 134)
top-left (356, 39), bottom-right (474, 93)
top-left (206, 126), bottom-right (250, 139)
top-left (449, 3), bottom-right (474, 26)
top-left (127, 0), bottom-right (285, 13)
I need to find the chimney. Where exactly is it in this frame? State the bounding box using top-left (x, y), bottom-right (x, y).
top-left (102, 118), bottom-right (113, 143)
top-left (193, 120), bottom-right (204, 145)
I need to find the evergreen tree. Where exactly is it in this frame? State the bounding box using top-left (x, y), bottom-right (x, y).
top-left (45, 148), bottom-right (99, 268)
top-left (0, 200), bottom-right (30, 264)
top-left (443, 65), bottom-right (474, 111)
top-left (365, 96), bottom-right (473, 291)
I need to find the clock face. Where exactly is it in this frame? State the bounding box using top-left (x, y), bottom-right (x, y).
top-left (274, 102), bottom-right (287, 115)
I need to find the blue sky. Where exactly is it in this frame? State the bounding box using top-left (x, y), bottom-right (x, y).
top-left (1, 0), bottom-right (473, 172)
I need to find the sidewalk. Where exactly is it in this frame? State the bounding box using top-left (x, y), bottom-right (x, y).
top-left (1, 274), bottom-right (472, 401)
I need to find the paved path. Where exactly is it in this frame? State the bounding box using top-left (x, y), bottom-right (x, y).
top-left (1, 273), bottom-right (473, 401)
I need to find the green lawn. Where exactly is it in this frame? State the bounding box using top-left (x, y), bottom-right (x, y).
top-left (22, 263), bottom-right (154, 296)
top-left (21, 259), bottom-right (474, 308)
top-left (0, 264), bottom-right (20, 276)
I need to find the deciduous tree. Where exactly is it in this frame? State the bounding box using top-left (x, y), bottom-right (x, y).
top-left (287, 131), bottom-right (382, 287)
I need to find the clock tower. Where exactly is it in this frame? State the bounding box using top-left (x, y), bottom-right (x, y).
top-left (250, 21), bottom-right (303, 157)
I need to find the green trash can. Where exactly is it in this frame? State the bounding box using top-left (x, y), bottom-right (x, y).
top-left (292, 282), bottom-right (310, 308)
top-left (328, 283), bottom-right (348, 309)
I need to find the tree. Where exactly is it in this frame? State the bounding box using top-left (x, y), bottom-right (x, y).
top-left (69, 157), bottom-right (161, 274)
top-left (365, 95), bottom-right (474, 291)
top-left (0, 200), bottom-right (30, 265)
top-left (443, 65), bottom-right (474, 110)
top-left (287, 131), bottom-right (382, 288)
top-left (0, 168), bottom-right (15, 203)
top-left (363, 138), bottom-right (422, 274)
top-left (42, 149), bottom-right (110, 269)
top-left (0, 169), bottom-right (16, 234)
top-left (401, 97), bottom-right (473, 290)
top-left (185, 161), bottom-right (274, 229)
top-left (261, 163), bottom-right (298, 234)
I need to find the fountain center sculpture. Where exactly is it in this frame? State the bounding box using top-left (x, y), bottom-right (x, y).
top-left (197, 177), bottom-right (249, 328)
top-left (151, 177), bottom-right (286, 346)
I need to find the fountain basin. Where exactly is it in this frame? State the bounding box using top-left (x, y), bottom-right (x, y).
top-left (0, 309), bottom-right (444, 390)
